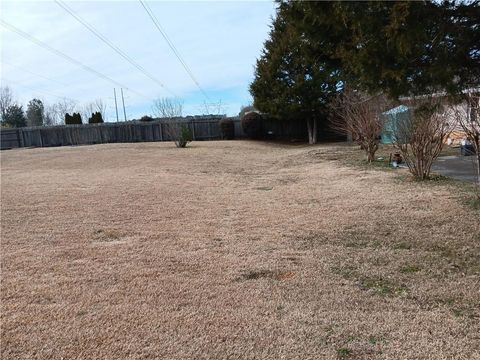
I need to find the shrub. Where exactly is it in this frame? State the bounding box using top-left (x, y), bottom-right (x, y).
top-left (219, 119), bottom-right (235, 140)
top-left (65, 112), bottom-right (82, 125)
top-left (330, 89), bottom-right (387, 162)
top-left (140, 115), bottom-right (154, 122)
top-left (73, 113), bottom-right (82, 124)
top-left (394, 99), bottom-right (452, 179)
top-left (239, 105), bottom-right (257, 119)
top-left (176, 124), bottom-right (192, 148)
top-left (241, 111), bottom-right (264, 139)
top-left (164, 121), bottom-right (192, 148)
top-left (88, 112), bottom-right (104, 124)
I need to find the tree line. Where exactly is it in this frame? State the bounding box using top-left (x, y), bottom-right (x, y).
top-left (0, 86), bottom-right (107, 127)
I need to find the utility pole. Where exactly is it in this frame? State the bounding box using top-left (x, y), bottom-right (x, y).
top-left (113, 88), bottom-right (119, 122)
top-left (120, 88), bottom-right (127, 121)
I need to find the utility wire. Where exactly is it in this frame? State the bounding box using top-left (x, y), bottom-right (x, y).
top-left (139, 0), bottom-right (210, 101)
top-left (0, 19), bottom-right (148, 100)
top-left (1, 77), bottom-right (72, 100)
top-left (54, 0), bottom-right (175, 97)
top-left (2, 60), bottom-right (70, 87)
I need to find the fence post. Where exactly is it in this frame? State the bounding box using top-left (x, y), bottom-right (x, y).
top-left (16, 129), bottom-right (24, 147)
top-left (191, 119), bottom-right (196, 141)
top-left (39, 129), bottom-right (44, 147)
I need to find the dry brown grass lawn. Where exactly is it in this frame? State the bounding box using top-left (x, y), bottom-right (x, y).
top-left (1, 141), bottom-right (479, 359)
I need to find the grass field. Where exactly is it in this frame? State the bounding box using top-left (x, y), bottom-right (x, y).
top-left (1, 141), bottom-right (479, 359)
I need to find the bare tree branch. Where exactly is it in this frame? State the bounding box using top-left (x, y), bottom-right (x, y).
top-left (52, 98), bottom-right (77, 125)
top-left (448, 92), bottom-right (480, 186)
top-left (43, 104), bottom-right (57, 126)
top-left (330, 88), bottom-right (388, 162)
top-left (394, 97), bottom-right (454, 179)
top-left (152, 97), bottom-right (191, 147)
top-left (0, 86), bottom-right (14, 121)
top-left (152, 97), bottom-right (183, 119)
top-left (94, 99), bottom-right (107, 120)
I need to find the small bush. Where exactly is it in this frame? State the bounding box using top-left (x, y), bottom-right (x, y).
top-left (165, 123), bottom-right (192, 148)
top-left (88, 112), bottom-right (104, 124)
top-left (65, 113), bottom-right (73, 125)
top-left (140, 115), bottom-right (154, 122)
top-left (65, 112), bottom-right (82, 125)
top-left (394, 99), bottom-right (451, 179)
top-left (241, 111), bottom-right (264, 139)
top-left (73, 113), bottom-right (82, 124)
top-left (177, 125), bottom-right (192, 148)
top-left (219, 119), bottom-right (235, 140)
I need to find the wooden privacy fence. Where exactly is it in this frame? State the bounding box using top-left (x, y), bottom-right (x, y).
top-left (1, 117), bottom-right (244, 150)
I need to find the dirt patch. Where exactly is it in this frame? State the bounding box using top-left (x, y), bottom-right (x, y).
top-left (91, 229), bottom-right (132, 246)
top-left (238, 269), bottom-right (295, 281)
top-left (93, 229), bottom-right (122, 241)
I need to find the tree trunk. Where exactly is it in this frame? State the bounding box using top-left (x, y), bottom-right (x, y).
top-left (476, 154), bottom-right (480, 185)
top-left (366, 142), bottom-right (377, 163)
top-left (473, 136), bottom-right (480, 186)
top-left (307, 119), bottom-right (313, 144)
top-left (307, 118), bottom-right (317, 145)
top-left (347, 131), bottom-right (353, 143)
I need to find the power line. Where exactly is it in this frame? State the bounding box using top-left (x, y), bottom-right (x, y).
top-left (139, 0), bottom-right (210, 101)
top-left (54, 0), bottom-right (175, 97)
top-left (2, 60), bottom-right (70, 87)
top-left (0, 19), bottom-right (148, 100)
top-left (0, 77), bottom-right (72, 100)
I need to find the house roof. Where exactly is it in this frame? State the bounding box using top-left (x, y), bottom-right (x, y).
top-left (399, 87), bottom-right (480, 102)
top-left (382, 105), bottom-right (409, 115)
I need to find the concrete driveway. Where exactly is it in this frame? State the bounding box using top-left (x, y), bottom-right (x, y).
top-left (432, 155), bottom-right (478, 182)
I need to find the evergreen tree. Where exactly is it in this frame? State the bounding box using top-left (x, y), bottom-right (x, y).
top-left (26, 98), bottom-right (45, 126)
top-left (250, 2), bottom-right (342, 144)
top-left (294, 1), bottom-right (479, 98)
top-left (1, 104), bottom-right (27, 128)
top-left (73, 112), bottom-right (82, 124)
top-left (65, 113), bottom-right (74, 125)
top-left (65, 112), bottom-right (82, 125)
top-left (88, 111), bottom-right (104, 124)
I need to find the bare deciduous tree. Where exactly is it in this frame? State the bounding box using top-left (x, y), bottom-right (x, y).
top-left (394, 98), bottom-right (453, 180)
top-left (0, 86), bottom-right (14, 121)
top-left (81, 103), bottom-right (95, 124)
top-left (330, 89), bottom-right (387, 162)
top-left (152, 97), bottom-right (191, 148)
top-left (93, 99), bottom-right (107, 119)
top-left (44, 104), bottom-right (56, 126)
top-left (80, 99), bottom-right (107, 124)
top-left (52, 98), bottom-right (77, 125)
top-left (239, 104), bottom-right (257, 119)
top-left (449, 92), bottom-right (480, 186)
top-left (152, 97), bottom-right (183, 119)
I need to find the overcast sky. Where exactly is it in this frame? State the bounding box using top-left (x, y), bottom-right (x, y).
top-left (0, 0), bottom-right (276, 121)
